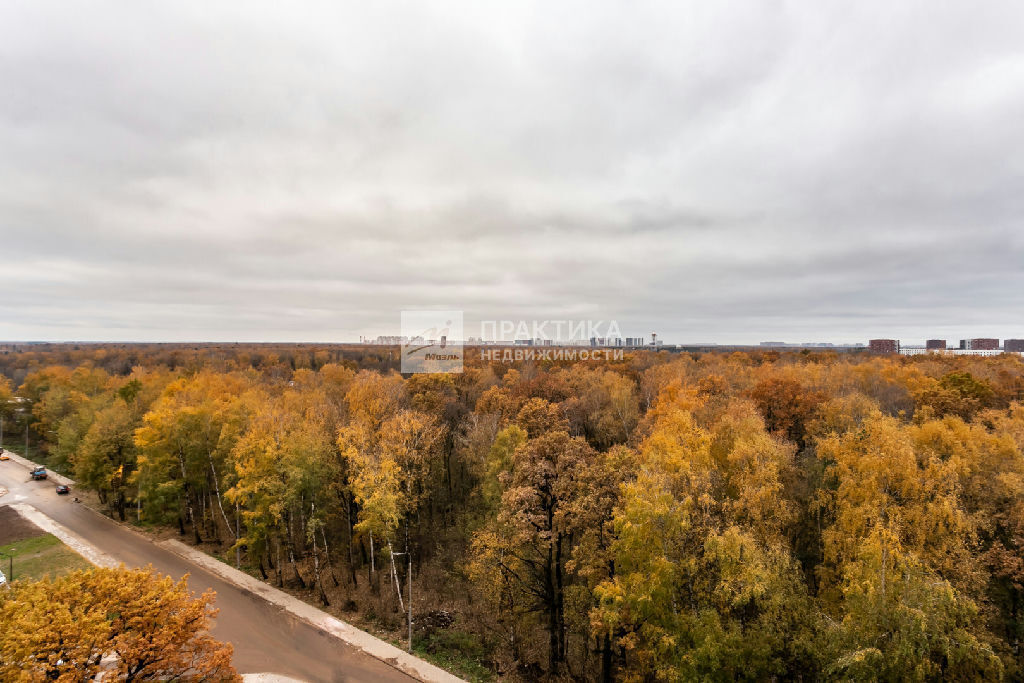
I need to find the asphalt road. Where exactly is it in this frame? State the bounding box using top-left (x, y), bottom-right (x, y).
top-left (0, 458), bottom-right (414, 683)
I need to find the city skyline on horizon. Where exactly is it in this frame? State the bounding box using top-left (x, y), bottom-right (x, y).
top-left (4, 329), bottom-right (1024, 348)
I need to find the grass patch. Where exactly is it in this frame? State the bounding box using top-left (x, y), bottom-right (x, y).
top-left (0, 533), bottom-right (92, 582)
top-left (414, 629), bottom-right (495, 682)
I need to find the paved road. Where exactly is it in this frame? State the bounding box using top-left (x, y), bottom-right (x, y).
top-left (0, 459), bottom-right (413, 683)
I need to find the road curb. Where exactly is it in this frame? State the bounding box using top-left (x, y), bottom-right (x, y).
top-left (7, 502), bottom-right (118, 568)
top-left (159, 539), bottom-right (464, 683)
top-left (1, 450), bottom-right (75, 486)
top-left (1, 454), bottom-right (463, 682)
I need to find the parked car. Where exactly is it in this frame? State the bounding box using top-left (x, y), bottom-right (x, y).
top-left (56, 484), bottom-right (70, 495)
top-left (30, 467), bottom-right (47, 480)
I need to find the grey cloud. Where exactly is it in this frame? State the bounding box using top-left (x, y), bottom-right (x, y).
top-left (1, 1), bottom-right (1023, 343)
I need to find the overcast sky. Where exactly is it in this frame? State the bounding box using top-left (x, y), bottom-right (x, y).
top-left (1, 1), bottom-right (1023, 344)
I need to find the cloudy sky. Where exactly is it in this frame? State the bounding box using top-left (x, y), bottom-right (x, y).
top-left (2, 1), bottom-right (1023, 344)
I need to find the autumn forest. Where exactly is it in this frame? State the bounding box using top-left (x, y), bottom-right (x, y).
top-left (2, 343), bottom-right (1024, 681)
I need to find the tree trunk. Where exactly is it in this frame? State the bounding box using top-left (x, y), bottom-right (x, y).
top-left (234, 503), bottom-right (241, 569)
top-left (547, 540), bottom-right (558, 674)
top-left (177, 448), bottom-right (201, 545)
top-left (208, 455), bottom-right (235, 544)
top-left (275, 539), bottom-right (284, 587)
top-left (285, 510), bottom-right (307, 589)
top-left (388, 538), bottom-right (405, 613)
top-left (601, 633), bottom-right (612, 683)
top-left (345, 495), bottom-right (358, 587)
top-left (310, 521), bottom-right (329, 605)
top-left (406, 511), bottom-right (413, 653)
top-left (321, 525), bottom-right (340, 587)
top-left (257, 554), bottom-right (268, 580)
top-left (555, 533), bottom-right (565, 663)
top-left (202, 493), bottom-right (215, 540)
top-left (369, 534), bottom-right (378, 594)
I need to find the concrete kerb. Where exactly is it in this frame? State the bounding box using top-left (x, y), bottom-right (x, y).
top-left (0, 503), bottom-right (299, 683)
top-left (160, 539), bottom-right (464, 683)
top-left (0, 451), bottom-right (463, 682)
top-left (1, 450), bottom-right (75, 486)
top-left (6, 502), bottom-right (117, 568)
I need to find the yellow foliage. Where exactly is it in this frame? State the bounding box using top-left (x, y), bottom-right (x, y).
top-left (0, 567), bottom-right (237, 682)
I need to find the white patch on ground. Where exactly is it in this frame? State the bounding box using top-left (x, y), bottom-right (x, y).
top-left (0, 486), bottom-right (7, 497)
top-left (241, 674), bottom-right (309, 682)
top-left (8, 503), bottom-right (117, 568)
top-left (160, 539), bottom-right (464, 683)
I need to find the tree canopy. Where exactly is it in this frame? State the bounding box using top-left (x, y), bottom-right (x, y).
top-left (0, 566), bottom-right (237, 682)
top-left (5, 343), bottom-right (1024, 680)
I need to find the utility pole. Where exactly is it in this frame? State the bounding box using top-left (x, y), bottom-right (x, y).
top-left (393, 549), bottom-right (413, 653)
top-left (1, 414), bottom-right (4, 449)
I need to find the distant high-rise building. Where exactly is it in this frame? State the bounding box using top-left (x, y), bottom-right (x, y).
top-left (960, 338), bottom-right (999, 350)
top-left (1005, 339), bottom-right (1024, 353)
top-left (869, 339), bottom-right (899, 354)
top-left (926, 339), bottom-right (947, 350)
